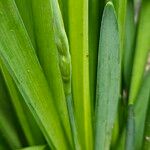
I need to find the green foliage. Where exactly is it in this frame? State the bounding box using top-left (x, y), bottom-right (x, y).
top-left (0, 0), bottom-right (150, 150)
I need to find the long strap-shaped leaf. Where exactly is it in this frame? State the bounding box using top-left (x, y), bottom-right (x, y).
top-left (89, 0), bottom-right (105, 103)
top-left (134, 73), bottom-right (150, 150)
top-left (68, 0), bottom-right (93, 149)
top-left (1, 63), bottom-right (45, 146)
top-left (129, 0), bottom-right (150, 104)
top-left (0, 70), bottom-right (22, 149)
top-left (142, 92), bottom-right (150, 149)
top-left (123, 0), bottom-right (135, 88)
top-left (112, 0), bottom-right (127, 59)
top-left (95, 2), bottom-right (120, 150)
top-left (31, 1), bottom-right (73, 146)
top-left (14, 0), bottom-right (36, 49)
top-left (116, 72), bottom-right (150, 150)
top-left (0, 0), bottom-right (70, 149)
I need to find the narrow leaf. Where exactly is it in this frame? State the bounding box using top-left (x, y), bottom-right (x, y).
top-left (89, 0), bottom-right (105, 103)
top-left (68, 0), bottom-right (93, 149)
top-left (129, 0), bottom-right (150, 104)
top-left (0, 0), bottom-right (71, 149)
top-left (0, 70), bottom-right (22, 149)
top-left (31, 0), bottom-right (73, 146)
top-left (134, 73), bottom-right (150, 150)
top-left (1, 63), bottom-right (45, 145)
top-left (95, 2), bottom-right (120, 150)
top-left (142, 96), bottom-right (150, 149)
top-left (123, 0), bottom-right (136, 88)
top-left (14, 0), bottom-right (36, 49)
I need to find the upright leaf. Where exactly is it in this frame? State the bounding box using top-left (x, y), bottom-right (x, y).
top-left (0, 0), bottom-right (71, 149)
top-left (31, 1), bottom-right (73, 146)
top-left (95, 2), bottom-right (120, 150)
top-left (123, 0), bottom-right (136, 88)
top-left (112, 0), bottom-right (127, 60)
top-left (1, 63), bottom-right (45, 146)
top-left (134, 73), bottom-right (150, 150)
top-left (68, 0), bottom-right (93, 149)
top-left (14, 0), bottom-right (36, 48)
top-left (89, 0), bottom-right (105, 104)
top-left (0, 70), bottom-right (22, 149)
top-left (129, 0), bottom-right (150, 104)
top-left (142, 96), bottom-right (150, 149)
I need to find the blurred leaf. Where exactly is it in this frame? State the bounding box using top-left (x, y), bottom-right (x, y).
top-left (0, 70), bottom-right (22, 149)
top-left (142, 95), bottom-right (150, 149)
top-left (18, 145), bottom-right (47, 150)
top-left (95, 2), bottom-right (120, 150)
top-left (129, 0), bottom-right (150, 104)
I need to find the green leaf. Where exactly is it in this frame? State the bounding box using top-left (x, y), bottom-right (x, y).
top-left (116, 73), bottom-right (150, 150)
top-left (18, 145), bottom-right (47, 150)
top-left (0, 135), bottom-right (11, 150)
top-left (129, 0), bottom-right (150, 104)
top-left (1, 63), bottom-right (45, 146)
top-left (142, 96), bottom-right (150, 149)
top-left (123, 0), bottom-right (136, 88)
top-left (125, 105), bottom-right (135, 150)
top-left (58, 0), bottom-right (68, 33)
top-left (89, 0), bottom-right (105, 103)
top-left (134, 73), bottom-right (150, 150)
top-left (31, 0), bottom-right (73, 146)
top-left (0, 70), bottom-right (22, 149)
top-left (95, 2), bottom-right (120, 150)
top-left (68, 0), bottom-right (93, 149)
top-left (112, 0), bottom-right (127, 59)
top-left (14, 0), bottom-right (36, 49)
top-left (0, 0), bottom-right (71, 149)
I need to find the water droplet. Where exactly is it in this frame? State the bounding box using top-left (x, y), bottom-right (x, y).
top-left (27, 69), bottom-right (30, 73)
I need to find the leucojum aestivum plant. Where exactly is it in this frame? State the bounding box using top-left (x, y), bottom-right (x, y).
top-left (0, 0), bottom-right (150, 149)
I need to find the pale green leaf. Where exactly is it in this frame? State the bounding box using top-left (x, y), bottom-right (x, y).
top-left (95, 2), bottom-right (120, 150)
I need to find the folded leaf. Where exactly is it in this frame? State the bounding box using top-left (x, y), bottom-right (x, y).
top-left (95, 2), bottom-right (120, 150)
